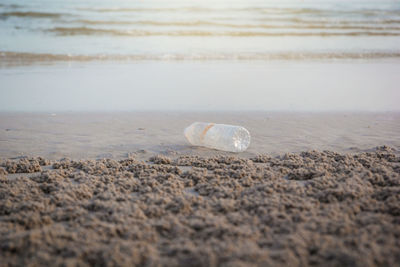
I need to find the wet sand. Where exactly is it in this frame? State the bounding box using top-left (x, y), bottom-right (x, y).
top-left (0, 146), bottom-right (399, 266)
top-left (0, 112), bottom-right (399, 160)
top-left (0, 112), bottom-right (399, 266)
top-left (1, 61), bottom-right (400, 112)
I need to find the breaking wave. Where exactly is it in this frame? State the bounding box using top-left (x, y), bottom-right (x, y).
top-left (2, 51), bottom-right (400, 66)
top-left (77, 6), bottom-right (400, 16)
top-left (72, 19), bottom-right (400, 31)
top-left (47, 27), bottom-right (400, 37)
top-left (0, 11), bottom-right (63, 18)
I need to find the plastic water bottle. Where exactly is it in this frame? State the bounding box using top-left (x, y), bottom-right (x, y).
top-left (184, 122), bottom-right (251, 152)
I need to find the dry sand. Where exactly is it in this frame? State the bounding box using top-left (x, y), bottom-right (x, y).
top-left (0, 112), bottom-right (399, 266)
top-left (0, 146), bottom-right (399, 266)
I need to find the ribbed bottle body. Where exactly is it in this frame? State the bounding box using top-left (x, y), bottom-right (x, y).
top-left (184, 122), bottom-right (250, 152)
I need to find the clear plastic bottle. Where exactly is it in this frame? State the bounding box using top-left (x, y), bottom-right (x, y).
top-left (184, 122), bottom-right (251, 152)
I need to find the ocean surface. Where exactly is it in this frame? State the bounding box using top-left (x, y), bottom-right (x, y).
top-left (0, 0), bottom-right (399, 111)
top-left (1, 0), bottom-right (400, 62)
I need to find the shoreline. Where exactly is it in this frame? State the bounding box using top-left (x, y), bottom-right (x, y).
top-left (3, 51), bottom-right (400, 68)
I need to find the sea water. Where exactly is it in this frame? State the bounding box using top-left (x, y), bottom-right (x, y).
top-left (0, 0), bottom-right (399, 111)
top-left (1, 0), bottom-right (400, 60)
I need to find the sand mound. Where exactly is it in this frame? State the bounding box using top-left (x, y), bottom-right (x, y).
top-left (0, 147), bottom-right (399, 266)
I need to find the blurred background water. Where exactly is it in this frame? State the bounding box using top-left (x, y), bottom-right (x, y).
top-left (1, 0), bottom-right (400, 61)
top-left (0, 0), bottom-right (399, 111)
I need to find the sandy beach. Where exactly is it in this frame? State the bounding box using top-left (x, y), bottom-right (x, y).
top-left (1, 145), bottom-right (399, 266)
top-left (1, 112), bottom-right (399, 160)
top-left (1, 0), bottom-right (400, 265)
top-left (0, 112), bottom-right (400, 266)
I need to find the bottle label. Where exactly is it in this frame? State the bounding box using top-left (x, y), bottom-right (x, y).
top-left (200, 123), bottom-right (215, 141)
